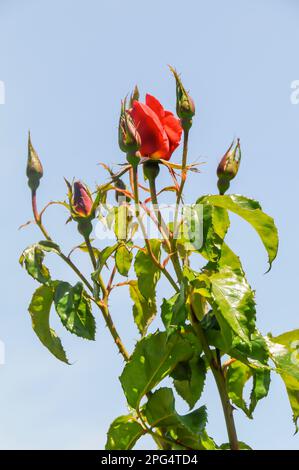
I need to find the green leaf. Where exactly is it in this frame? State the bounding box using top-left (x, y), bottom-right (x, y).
top-left (28, 285), bottom-right (69, 363)
top-left (210, 267), bottom-right (256, 345)
top-left (129, 280), bottom-right (156, 335)
top-left (205, 320), bottom-right (270, 368)
top-left (198, 205), bottom-right (230, 261)
top-left (20, 245), bottom-right (51, 284)
top-left (98, 244), bottom-right (118, 269)
top-left (144, 387), bottom-right (209, 450)
top-left (197, 194), bottom-right (279, 270)
top-left (227, 360), bottom-right (270, 418)
top-left (231, 331), bottom-right (270, 366)
top-left (161, 289), bottom-right (187, 335)
top-left (267, 330), bottom-right (299, 431)
top-left (220, 441), bottom-right (252, 450)
top-left (115, 244), bottom-right (133, 277)
top-left (134, 240), bottom-right (161, 299)
top-left (38, 240), bottom-right (61, 254)
top-left (91, 244), bottom-right (118, 282)
top-left (249, 367), bottom-right (271, 415)
top-left (168, 428), bottom-right (217, 450)
top-left (105, 415), bottom-right (145, 450)
top-left (227, 361), bottom-right (252, 416)
top-left (218, 243), bottom-right (245, 276)
top-left (120, 331), bottom-right (193, 409)
top-left (173, 356), bottom-right (206, 409)
top-left (54, 281), bottom-right (95, 340)
top-left (144, 387), bottom-right (207, 432)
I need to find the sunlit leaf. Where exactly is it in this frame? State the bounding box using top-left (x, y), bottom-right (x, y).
top-left (198, 194), bottom-right (279, 270)
top-left (227, 360), bottom-right (270, 418)
top-left (134, 240), bottom-right (161, 299)
top-left (195, 205), bottom-right (230, 261)
top-left (220, 441), bottom-right (252, 450)
top-left (28, 285), bottom-right (68, 363)
top-left (38, 240), bottom-right (61, 254)
top-left (105, 415), bottom-right (145, 450)
top-left (129, 280), bottom-right (156, 335)
top-left (144, 387), bottom-right (208, 450)
top-left (54, 281), bottom-right (95, 340)
top-left (267, 330), bottom-right (299, 431)
top-left (91, 244), bottom-right (118, 283)
top-left (161, 288), bottom-right (187, 335)
top-left (210, 267), bottom-right (256, 345)
top-left (115, 244), bottom-right (133, 277)
top-left (120, 331), bottom-right (193, 409)
top-left (20, 245), bottom-right (51, 284)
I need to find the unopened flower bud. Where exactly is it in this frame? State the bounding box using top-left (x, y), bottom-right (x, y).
top-left (73, 181), bottom-right (93, 217)
top-left (118, 100), bottom-right (141, 155)
top-left (26, 132), bottom-right (43, 191)
top-left (217, 139), bottom-right (241, 195)
top-left (129, 85), bottom-right (140, 107)
top-left (170, 66), bottom-right (195, 130)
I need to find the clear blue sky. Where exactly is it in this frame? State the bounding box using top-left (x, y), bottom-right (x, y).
top-left (0, 0), bottom-right (298, 450)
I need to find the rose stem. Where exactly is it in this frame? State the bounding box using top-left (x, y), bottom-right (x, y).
top-left (131, 163), bottom-right (179, 293)
top-left (31, 189), bottom-right (129, 361)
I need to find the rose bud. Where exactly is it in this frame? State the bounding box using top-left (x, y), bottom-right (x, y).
top-left (73, 181), bottom-right (93, 217)
top-left (217, 139), bottom-right (241, 195)
top-left (26, 132), bottom-right (43, 191)
top-left (118, 100), bottom-right (141, 155)
top-left (170, 66), bottom-right (195, 130)
top-left (128, 94), bottom-right (182, 161)
top-left (129, 85), bottom-right (140, 107)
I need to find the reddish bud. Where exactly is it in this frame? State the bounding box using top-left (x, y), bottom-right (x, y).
top-left (73, 181), bottom-right (93, 217)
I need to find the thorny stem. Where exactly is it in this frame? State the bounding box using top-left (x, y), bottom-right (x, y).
top-left (144, 125), bottom-right (239, 451)
top-left (84, 235), bottom-right (97, 270)
top-left (144, 169), bottom-right (183, 283)
top-left (31, 190), bottom-right (52, 240)
top-left (92, 297), bottom-right (130, 361)
top-left (147, 173), bottom-right (168, 236)
top-left (140, 202), bottom-right (171, 251)
top-left (160, 148), bottom-right (240, 450)
top-left (189, 306), bottom-right (239, 450)
top-left (173, 128), bottom-right (190, 239)
top-left (131, 163), bottom-right (179, 293)
top-left (31, 189), bottom-right (129, 362)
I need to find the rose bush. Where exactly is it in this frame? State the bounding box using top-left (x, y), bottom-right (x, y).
top-left (19, 67), bottom-right (299, 452)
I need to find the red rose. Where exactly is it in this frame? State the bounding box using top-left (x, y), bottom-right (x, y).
top-left (129, 94), bottom-right (182, 161)
top-left (73, 181), bottom-right (93, 217)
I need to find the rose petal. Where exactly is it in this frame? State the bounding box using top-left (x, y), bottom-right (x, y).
top-left (162, 113), bottom-right (183, 159)
top-left (129, 101), bottom-right (169, 158)
top-left (145, 94), bottom-right (165, 120)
